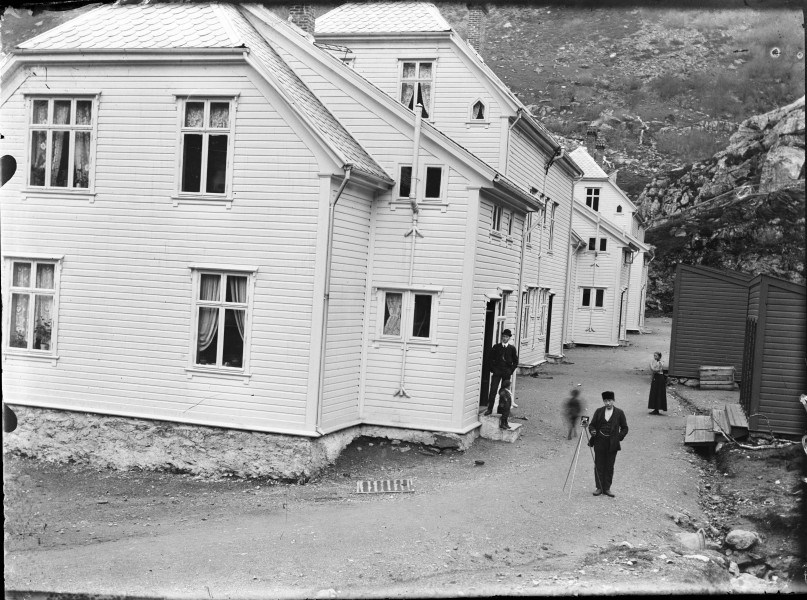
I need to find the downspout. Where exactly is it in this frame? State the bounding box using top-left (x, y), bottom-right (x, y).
top-left (316, 165), bottom-right (353, 433)
top-left (395, 104), bottom-right (424, 398)
top-left (502, 109), bottom-right (524, 174)
top-left (561, 174), bottom-right (583, 350)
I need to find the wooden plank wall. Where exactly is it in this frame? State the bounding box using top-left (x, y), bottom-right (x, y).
top-left (1, 62), bottom-right (328, 434)
top-left (668, 267), bottom-right (749, 380)
top-left (753, 280), bottom-right (807, 436)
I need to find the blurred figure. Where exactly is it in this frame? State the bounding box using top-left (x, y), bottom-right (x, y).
top-left (564, 388), bottom-right (583, 440)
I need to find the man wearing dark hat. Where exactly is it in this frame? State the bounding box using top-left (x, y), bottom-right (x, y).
top-left (484, 329), bottom-right (519, 416)
top-left (587, 391), bottom-right (629, 497)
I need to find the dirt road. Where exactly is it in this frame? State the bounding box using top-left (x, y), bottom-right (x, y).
top-left (3, 318), bottom-right (795, 597)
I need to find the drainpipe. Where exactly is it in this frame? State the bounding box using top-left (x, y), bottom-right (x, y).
top-left (561, 175), bottom-right (583, 349)
top-left (395, 105), bottom-right (424, 398)
top-left (316, 165), bottom-right (353, 433)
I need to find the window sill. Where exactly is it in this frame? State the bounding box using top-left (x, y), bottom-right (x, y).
top-left (465, 120), bottom-right (490, 128)
top-left (185, 367), bottom-right (251, 382)
top-left (172, 195), bottom-right (233, 209)
top-left (3, 350), bottom-right (59, 365)
top-left (371, 338), bottom-right (439, 353)
top-left (578, 308), bottom-right (606, 312)
top-left (24, 188), bottom-right (96, 203)
top-left (389, 199), bottom-right (448, 213)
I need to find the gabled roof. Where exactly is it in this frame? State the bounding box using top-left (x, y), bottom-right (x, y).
top-left (18, 3), bottom-right (244, 50)
top-left (569, 147), bottom-right (609, 179)
top-left (11, 3), bottom-right (391, 185)
top-left (316, 2), bottom-right (451, 34)
top-left (243, 4), bottom-right (542, 213)
top-left (574, 203), bottom-right (649, 252)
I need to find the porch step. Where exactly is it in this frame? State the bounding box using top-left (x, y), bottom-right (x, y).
top-left (725, 403), bottom-right (749, 439)
top-left (479, 415), bottom-right (522, 443)
top-left (684, 415), bottom-right (715, 446)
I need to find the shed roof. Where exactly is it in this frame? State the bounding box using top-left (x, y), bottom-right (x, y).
top-left (13, 2), bottom-right (392, 184)
top-left (678, 264), bottom-right (754, 285)
top-left (316, 2), bottom-right (451, 34)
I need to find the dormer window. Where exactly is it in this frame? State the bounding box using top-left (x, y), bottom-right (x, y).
top-left (471, 100), bottom-right (485, 120)
top-left (400, 61), bottom-right (433, 118)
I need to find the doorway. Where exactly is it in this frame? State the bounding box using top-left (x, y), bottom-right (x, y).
top-left (479, 299), bottom-right (497, 406)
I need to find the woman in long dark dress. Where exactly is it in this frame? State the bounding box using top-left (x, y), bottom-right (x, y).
top-left (648, 352), bottom-right (667, 415)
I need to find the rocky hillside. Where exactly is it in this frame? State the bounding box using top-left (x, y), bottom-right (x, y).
top-left (638, 97), bottom-right (805, 312)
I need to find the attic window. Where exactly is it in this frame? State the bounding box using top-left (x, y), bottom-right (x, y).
top-left (471, 100), bottom-right (485, 120)
top-left (400, 61), bottom-right (433, 119)
top-left (616, 205), bottom-right (623, 213)
top-left (585, 188), bottom-right (600, 211)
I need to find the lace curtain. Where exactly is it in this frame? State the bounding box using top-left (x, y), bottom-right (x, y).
top-left (197, 275), bottom-right (220, 352)
top-left (383, 293), bottom-right (402, 336)
top-left (228, 276), bottom-right (246, 340)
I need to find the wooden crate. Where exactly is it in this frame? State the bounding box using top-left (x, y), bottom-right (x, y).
top-left (699, 366), bottom-right (736, 390)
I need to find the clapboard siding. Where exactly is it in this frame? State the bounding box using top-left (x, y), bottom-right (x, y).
top-left (360, 167), bottom-right (470, 429)
top-left (668, 266), bottom-right (752, 380)
top-left (320, 183), bottom-right (373, 430)
top-left (0, 61), bottom-right (332, 434)
top-left (746, 278), bottom-right (806, 436)
top-left (307, 36), bottom-right (505, 169)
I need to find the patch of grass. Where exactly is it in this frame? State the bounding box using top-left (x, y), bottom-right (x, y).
top-left (654, 130), bottom-right (730, 162)
top-left (651, 73), bottom-right (689, 101)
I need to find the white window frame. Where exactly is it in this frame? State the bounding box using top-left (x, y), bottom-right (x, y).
top-left (585, 188), bottom-right (600, 211)
top-left (175, 96), bottom-right (237, 200)
top-left (537, 288), bottom-right (550, 337)
top-left (422, 165), bottom-right (445, 201)
top-left (25, 94), bottom-right (98, 192)
top-left (395, 163), bottom-right (445, 202)
top-left (3, 255), bottom-right (63, 358)
top-left (187, 266), bottom-right (256, 377)
top-left (398, 59), bottom-right (436, 119)
top-left (580, 287), bottom-right (606, 309)
top-left (587, 237), bottom-right (608, 252)
top-left (467, 98), bottom-right (489, 124)
top-left (492, 204), bottom-right (504, 232)
top-left (376, 288), bottom-right (440, 345)
top-left (506, 209), bottom-right (514, 236)
top-left (520, 290), bottom-right (530, 341)
top-left (494, 291), bottom-right (510, 341)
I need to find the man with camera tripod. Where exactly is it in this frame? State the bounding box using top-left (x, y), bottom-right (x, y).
top-left (587, 391), bottom-right (629, 497)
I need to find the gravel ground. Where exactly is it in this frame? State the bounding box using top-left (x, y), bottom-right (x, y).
top-left (4, 318), bottom-right (804, 597)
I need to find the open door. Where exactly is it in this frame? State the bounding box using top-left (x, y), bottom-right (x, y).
top-left (479, 299), bottom-right (497, 406)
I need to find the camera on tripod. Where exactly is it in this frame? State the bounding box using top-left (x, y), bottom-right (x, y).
top-left (580, 415), bottom-right (590, 426)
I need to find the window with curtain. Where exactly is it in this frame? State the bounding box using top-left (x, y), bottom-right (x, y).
top-left (28, 97), bottom-right (94, 189)
top-left (179, 99), bottom-right (233, 196)
top-left (7, 259), bottom-right (58, 353)
top-left (380, 290), bottom-right (437, 342)
top-left (193, 271), bottom-right (249, 369)
top-left (548, 202), bottom-right (558, 250)
top-left (471, 100), bottom-right (486, 120)
top-left (399, 61), bottom-right (434, 118)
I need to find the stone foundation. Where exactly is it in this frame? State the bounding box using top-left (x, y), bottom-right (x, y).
top-left (2, 405), bottom-right (479, 480)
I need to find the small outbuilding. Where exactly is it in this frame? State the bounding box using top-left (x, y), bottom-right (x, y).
top-left (740, 275), bottom-right (806, 437)
top-left (668, 265), bottom-right (753, 381)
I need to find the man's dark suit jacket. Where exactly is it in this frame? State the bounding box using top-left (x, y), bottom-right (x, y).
top-left (588, 406), bottom-right (629, 452)
top-left (489, 343), bottom-right (519, 376)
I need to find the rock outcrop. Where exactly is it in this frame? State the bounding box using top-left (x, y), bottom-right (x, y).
top-left (637, 98), bottom-right (805, 312)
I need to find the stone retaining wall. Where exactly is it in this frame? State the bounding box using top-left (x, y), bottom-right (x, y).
top-left (2, 405), bottom-right (479, 480)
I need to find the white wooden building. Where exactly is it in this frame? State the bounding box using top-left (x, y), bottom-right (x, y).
top-left (0, 2), bottom-right (582, 467)
top-left (566, 146), bottom-right (649, 346)
top-left (311, 1), bottom-right (582, 377)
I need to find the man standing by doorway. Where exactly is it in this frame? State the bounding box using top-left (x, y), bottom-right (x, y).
top-left (484, 329), bottom-right (519, 416)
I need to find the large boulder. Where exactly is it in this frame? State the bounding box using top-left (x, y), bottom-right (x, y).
top-left (760, 145), bottom-right (805, 192)
top-left (725, 529), bottom-right (760, 550)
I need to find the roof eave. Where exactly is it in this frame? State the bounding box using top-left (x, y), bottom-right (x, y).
top-left (315, 31), bottom-right (451, 41)
top-left (492, 174), bottom-right (544, 212)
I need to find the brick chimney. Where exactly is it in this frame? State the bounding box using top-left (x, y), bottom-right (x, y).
top-left (289, 4), bottom-right (315, 35)
top-left (466, 3), bottom-right (488, 53)
top-left (595, 135), bottom-right (606, 166)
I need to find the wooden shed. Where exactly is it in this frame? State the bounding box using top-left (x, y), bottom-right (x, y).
top-left (669, 265), bottom-right (753, 381)
top-left (740, 275), bottom-right (806, 437)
